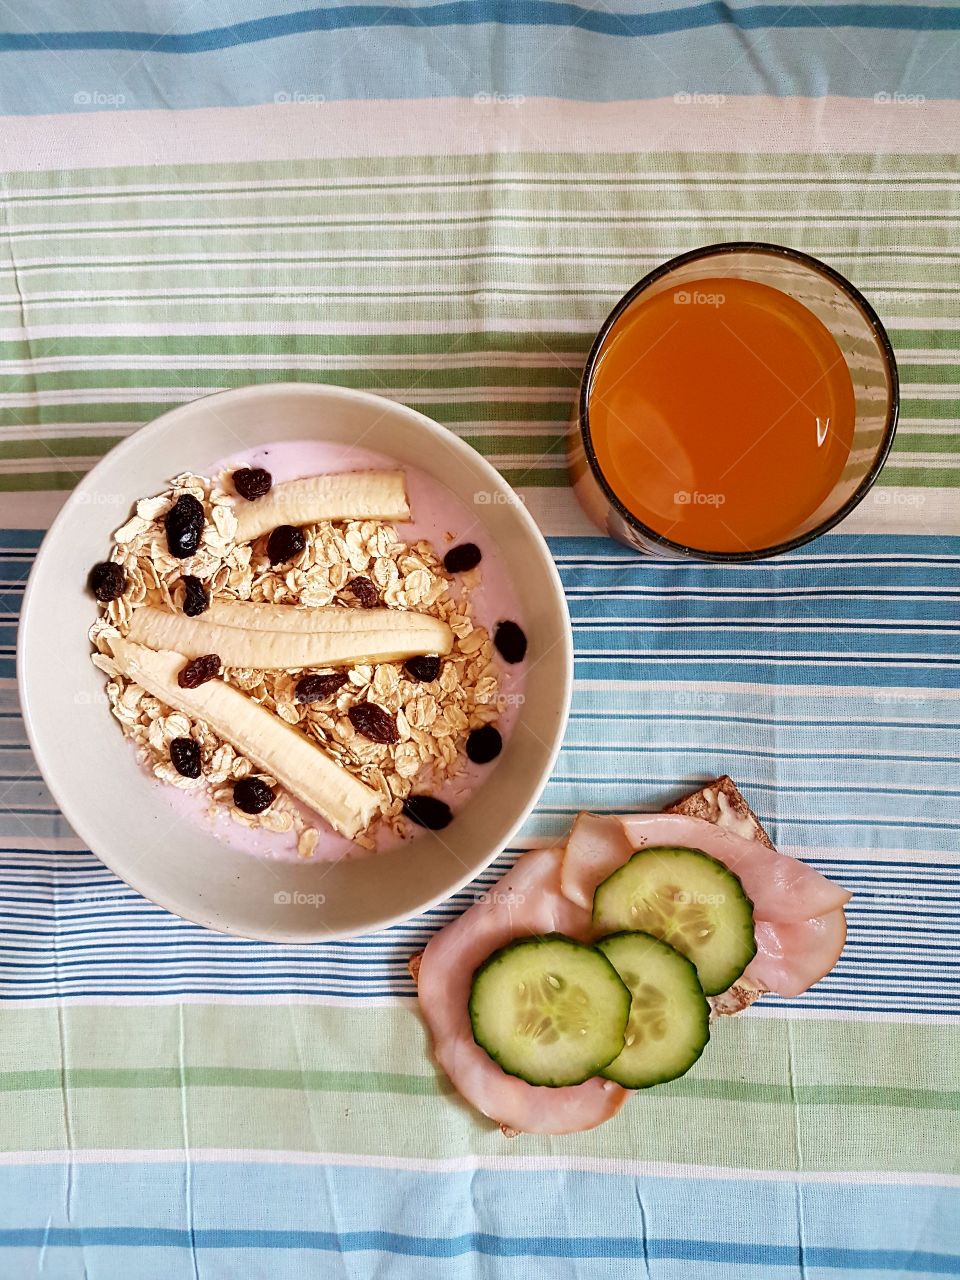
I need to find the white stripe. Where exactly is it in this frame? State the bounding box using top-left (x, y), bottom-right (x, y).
top-left (4, 282), bottom-right (960, 305)
top-left (0, 1148), bottom-right (956, 1185)
top-left (0, 480), bottom-right (956, 541)
top-left (0, 351), bottom-right (952, 380)
top-left (3, 98), bottom-right (960, 172)
top-left (574, 618), bottom-right (960, 633)
top-left (0, 422), bottom-right (130, 440)
top-left (0, 320), bottom-right (595, 340)
top-left (3, 989), bottom-right (957, 1022)
top-left (0, 457), bottom-right (98, 475)
top-left (0, 491), bottom-right (68, 528)
top-left (563, 585), bottom-right (960, 597)
top-left (0, 284), bottom-right (625, 305)
top-left (0, 992), bottom-right (410, 1009)
top-left (572, 646), bottom-right (959, 662)
top-left (3, 318), bottom-right (956, 343)
top-left (0, 420), bottom-right (562, 442)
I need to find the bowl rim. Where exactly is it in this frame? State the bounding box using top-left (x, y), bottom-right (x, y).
top-left (17, 381), bottom-right (574, 941)
top-left (577, 240), bottom-right (900, 562)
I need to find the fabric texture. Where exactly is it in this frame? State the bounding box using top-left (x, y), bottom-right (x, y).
top-left (1, 3), bottom-right (958, 1276)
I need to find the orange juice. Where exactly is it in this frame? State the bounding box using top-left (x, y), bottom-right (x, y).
top-left (586, 277), bottom-right (856, 553)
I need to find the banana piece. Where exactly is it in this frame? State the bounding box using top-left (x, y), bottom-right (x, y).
top-left (111, 639), bottom-right (380, 839)
top-left (233, 471), bottom-right (410, 542)
top-left (203, 599), bottom-right (447, 636)
top-left (128, 604), bottom-right (453, 669)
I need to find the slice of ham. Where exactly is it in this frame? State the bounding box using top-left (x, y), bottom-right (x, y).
top-left (416, 847), bottom-right (628, 1135)
top-left (745, 910), bottom-right (848, 998)
top-left (563, 812), bottom-right (851, 924)
top-left (560, 811), bottom-right (635, 911)
top-left (562, 811), bottom-right (850, 1003)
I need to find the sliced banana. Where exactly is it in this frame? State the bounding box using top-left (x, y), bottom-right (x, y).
top-left (233, 470), bottom-right (410, 542)
top-left (203, 599), bottom-right (448, 636)
top-left (111, 639), bottom-right (380, 839)
top-left (127, 603), bottom-right (453, 669)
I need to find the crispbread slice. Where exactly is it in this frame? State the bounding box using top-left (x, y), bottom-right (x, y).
top-left (666, 773), bottom-right (774, 849)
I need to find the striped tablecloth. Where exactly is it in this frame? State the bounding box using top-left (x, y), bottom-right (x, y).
top-left (2, 4), bottom-right (959, 1276)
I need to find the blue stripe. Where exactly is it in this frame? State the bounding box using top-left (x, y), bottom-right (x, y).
top-left (1, 9), bottom-right (959, 110)
top-left (5, 525), bottom-right (960, 1007)
top-left (0, 1164), bottom-right (956, 1277)
top-left (0, 1226), bottom-right (956, 1269)
top-left (1, 3), bottom-right (958, 53)
top-left (0, 850), bottom-right (957, 1012)
top-left (0, 530), bottom-right (44, 549)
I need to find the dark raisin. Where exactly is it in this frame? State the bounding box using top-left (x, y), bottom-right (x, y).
top-left (466, 724), bottom-right (502, 765)
top-left (443, 542), bottom-right (482, 574)
top-left (181, 575), bottom-right (209, 617)
top-left (348, 575), bottom-right (379, 608)
top-left (233, 776), bottom-right (275, 814)
top-left (266, 524), bottom-right (305, 565)
top-left (404, 654), bottom-right (441, 683)
top-left (233, 467), bottom-right (272, 501)
top-left (295, 672), bottom-right (348, 704)
top-left (403, 795), bottom-right (453, 830)
top-left (178, 653), bottom-right (221, 689)
top-left (88, 560), bottom-right (126, 602)
top-left (170, 737), bottom-right (201, 779)
top-left (494, 620), bottom-right (527, 664)
top-left (348, 702), bottom-right (399, 744)
top-left (164, 493), bottom-right (205, 559)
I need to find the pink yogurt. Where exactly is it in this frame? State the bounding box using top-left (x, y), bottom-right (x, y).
top-left (151, 440), bottom-right (526, 863)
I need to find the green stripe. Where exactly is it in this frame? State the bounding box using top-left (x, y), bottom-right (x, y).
top-left (5, 174), bottom-right (960, 210)
top-left (900, 398), bottom-right (960, 420)
top-left (0, 470), bottom-right (90, 491)
top-left (0, 466), bottom-right (576, 492)
top-left (879, 466), bottom-right (960, 486)
top-left (891, 328), bottom-right (960, 350)
top-left (2, 151), bottom-right (958, 191)
top-left (0, 437), bottom-right (122, 460)
top-left (0, 433), bottom-right (565, 460)
top-left (0, 1005), bottom-right (957, 1170)
top-left (0, 150), bottom-right (954, 500)
top-left (0, 1067), bottom-right (952, 1110)
top-left (901, 433), bottom-right (960, 452)
top-left (0, 1067), bottom-right (451, 1096)
top-left (0, 401), bottom-right (573, 427)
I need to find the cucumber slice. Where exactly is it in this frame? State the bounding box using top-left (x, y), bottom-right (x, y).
top-left (469, 934), bottom-right (631, 1086)
top-left (596, 932), bottom-right (710, 1088)
top-left (592, 847), bottom-right (756, 995)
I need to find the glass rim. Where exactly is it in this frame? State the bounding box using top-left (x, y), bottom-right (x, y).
top-left (577, 240), bottom-right (901, 562)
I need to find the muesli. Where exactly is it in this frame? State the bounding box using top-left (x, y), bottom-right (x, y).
top-left (87, 463), bottom-right (526, 855)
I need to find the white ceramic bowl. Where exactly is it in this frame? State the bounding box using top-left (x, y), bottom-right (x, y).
top-left (18, 383), bottom-right (572, 941)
